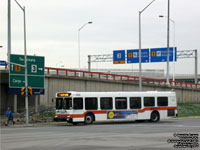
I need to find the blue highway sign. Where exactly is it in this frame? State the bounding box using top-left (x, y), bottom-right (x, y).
top-left (9, 88), bottom-right (45, 95)
top-left (0, 60), bottom-right (6, 66)
top-left (150, 47), bottom-right (177, 62)
top-left (113, 50), bottom-right (125, 64)
top-left (127, 49), bottom-right (149, 63)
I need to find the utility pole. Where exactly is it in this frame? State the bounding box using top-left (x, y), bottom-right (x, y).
top-left (8, 0), bottom-right (11, 65)
top-left (88, 55), bottom-right (91, 72)
top-left (166, 0), bottom-right (170, 85)
top-left (195, 50), bottom-right (198, 84)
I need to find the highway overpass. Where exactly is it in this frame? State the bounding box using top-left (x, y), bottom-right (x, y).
top-left (0, 67), bottom-right (200, 114)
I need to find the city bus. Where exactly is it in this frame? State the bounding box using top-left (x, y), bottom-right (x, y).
top-left (54, 91), bottom-right (177, 125)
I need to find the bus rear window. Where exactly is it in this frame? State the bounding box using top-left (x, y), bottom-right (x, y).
top-left (157, 97), bottom-right (168, 106)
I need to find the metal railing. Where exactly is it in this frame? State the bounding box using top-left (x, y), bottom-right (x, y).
top-left (45, 67), bottom-right (200, 89)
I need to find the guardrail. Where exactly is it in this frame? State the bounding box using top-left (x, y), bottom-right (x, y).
top-left (45, 67), bottom-right (200, 89)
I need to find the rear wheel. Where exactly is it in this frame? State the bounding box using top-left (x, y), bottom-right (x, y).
top-left (150, 111), bottom-right (160, 122)
top-left (85, 114), bottom-right (93, 124)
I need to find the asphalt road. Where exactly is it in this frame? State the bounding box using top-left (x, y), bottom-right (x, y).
top-left (1, 118), bottom-right (200, 150)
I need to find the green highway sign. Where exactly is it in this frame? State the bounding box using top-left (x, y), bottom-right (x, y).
top-left (9, 54), bottom-right (45, 88)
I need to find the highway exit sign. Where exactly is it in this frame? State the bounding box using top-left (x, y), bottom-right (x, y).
top-left (9, 54), bottom-right (45, 89)
top-left (113, 50), bottom-right (126, 64)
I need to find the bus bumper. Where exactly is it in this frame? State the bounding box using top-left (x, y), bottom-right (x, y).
top-left (66, 116), bottom-right (73, 123)
top-left (53, 117), bottom-right (67, 121)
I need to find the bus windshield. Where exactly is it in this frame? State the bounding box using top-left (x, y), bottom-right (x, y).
top-left (56, 98), bottom-right (72, 109)
top-left (63, 98), bottom-right (72, 109)
top-left (56, 98), bottom-right (62, 109)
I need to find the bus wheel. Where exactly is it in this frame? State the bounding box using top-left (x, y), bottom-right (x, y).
top-left (85, 114), bottom-right (93, 124)
top-left (150, 111), bottom-right (160, 122)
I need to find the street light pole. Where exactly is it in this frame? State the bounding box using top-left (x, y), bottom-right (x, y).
top-left (159, 15), bottom-right (175, 84)
top-left (8, 0), bottom-right (11, 67)
top-left (78, 22), bottom-right (92, 70)
top-left (15, 0), bottom-right (29, 125)
top-left (139, 0), bottom-right (156, 91)
top-left (166, 0), bottom-right (170, 85)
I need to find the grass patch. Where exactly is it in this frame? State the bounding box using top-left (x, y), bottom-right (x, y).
top-left (178, 103), bottom-right (200, 117)
top-left (39, 112), bottom-right (55, 118)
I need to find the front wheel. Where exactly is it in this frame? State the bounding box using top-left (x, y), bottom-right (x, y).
top-left (85, 114), bottom-right (93, 124)
top-left (150, 112), bottom-right (160, 122)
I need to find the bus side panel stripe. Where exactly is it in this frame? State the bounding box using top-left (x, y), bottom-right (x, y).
top-left (71, 110), bottom-right (107, 118)
top-left (138, 107), bottom-right (177, 113)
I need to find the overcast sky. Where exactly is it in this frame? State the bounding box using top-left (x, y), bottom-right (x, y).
top-left (0, 0), bottom-right (200, 75)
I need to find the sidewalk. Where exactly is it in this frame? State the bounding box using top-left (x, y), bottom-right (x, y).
top-left (1, 121), bottom-right (70, 128)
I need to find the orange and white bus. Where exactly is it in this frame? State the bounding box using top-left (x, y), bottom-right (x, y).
top-left (54, 91), bottom-right (177, 125)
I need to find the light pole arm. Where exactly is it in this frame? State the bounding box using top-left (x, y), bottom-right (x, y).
top-left (159, 15), bottom-right (175, 23)
top-left (78, 22), bottom-right (92, 31)
top-left (15, 0), bottom-right (24, 11)
top-left (140, 0), bottom-right (156, 14)
top-left (78, 23), bottom-right (88, 31)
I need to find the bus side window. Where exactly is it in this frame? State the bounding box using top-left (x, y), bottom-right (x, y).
top-left (100, 97), bottom-right (113, 110)
top-left (73, 98), bottom-right (83, 109)
top-left (130, 97), bottom-right (141, 109)
top-left (157, 97), bottom-right (168, 106)
top-left (85, 97), bottom-right (98, 110)
top-left (144, 97), bottom-right (155, 107)
top-left (115, 97), bottom-right (127, 109)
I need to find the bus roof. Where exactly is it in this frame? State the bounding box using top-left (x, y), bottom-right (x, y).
top-left (55, 91), bottom-right (176, 97)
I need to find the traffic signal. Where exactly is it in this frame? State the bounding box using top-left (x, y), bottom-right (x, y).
top-left (21, 87), bottom-right (25, 96)
top-left (28, 87), bottom-right (32, 96)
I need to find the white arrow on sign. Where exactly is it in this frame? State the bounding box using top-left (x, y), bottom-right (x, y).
top-left (38, 68), bottom-right (43, 71)
top-left (11, 64), bottom-right (14, 71)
